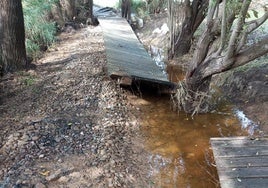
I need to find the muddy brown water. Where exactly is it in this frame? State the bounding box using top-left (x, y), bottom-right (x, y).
top-left (134, 66), bottom-right (252, 187)
top-left (138, 94), bottom-right (250, 187)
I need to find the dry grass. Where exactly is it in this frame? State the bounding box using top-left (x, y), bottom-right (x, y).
top-left (171, 80), bottom-right (211, 115)
top-left (171, 81), bottom-right (189, 111)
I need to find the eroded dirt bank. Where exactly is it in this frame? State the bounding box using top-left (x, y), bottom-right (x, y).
top-left (212, 62), bottom-right (268, 134)
top-left (0, 26), bottom-right (149, 187)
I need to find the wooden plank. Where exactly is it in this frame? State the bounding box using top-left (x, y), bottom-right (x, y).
top-left (212, 146), bottom-right (268, 157)
top-left (210, 136), bottom-right (268, 188)
top-left (98, 16), bottom-right (172, 86)
top-left (217, 166), bottom-right (268, 179)
top-left (211, 137), bottom-right (268, 147)
top-left (220, 178), bottom-right (268, 188)
top-left (211, 137), bottom-right (268, 157)
top-left (215, 156), bottom-right (268, 168)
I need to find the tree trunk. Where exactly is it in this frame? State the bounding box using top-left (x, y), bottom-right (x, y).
top-left (59, 0), bottom-right (75, 21)
top-left (50, 1), bottom-right (65, 27)
top-left (168, 0), bottom-right (208, 59)
top-left (121, 0), bottom-right (131, 22)
top-left (173, 0), bottom-right (268, 114)
top-left (88, 0), bottom-right (93, 19)
top-left (169, 27), bottom-right (193, 58)
top-left (0, 0), bottom-right (27, 73)
top-left (82, 0), bottom-right (93, 18)
top-left (85, 0), bottom-right (98, 25)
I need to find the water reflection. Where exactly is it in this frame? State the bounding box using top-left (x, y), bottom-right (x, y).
top-left (138, 95), bottom-right (250, 188)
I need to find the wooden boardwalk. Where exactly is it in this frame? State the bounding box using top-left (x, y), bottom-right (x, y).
top-left (210, 136), bottom-right (268, 188)
top-left (98, 17), bottom-right (172, 86)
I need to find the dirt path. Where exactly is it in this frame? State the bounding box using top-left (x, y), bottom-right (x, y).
top-left (0, 26), bottom-right (149, 187)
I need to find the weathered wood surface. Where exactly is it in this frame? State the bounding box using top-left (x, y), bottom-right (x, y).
top-left (98, 17), bottom-right (171, 86)
top-left (210, 136), bottom-right (268, 188)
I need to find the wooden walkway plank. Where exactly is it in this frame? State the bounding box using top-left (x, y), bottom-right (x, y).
top-left (219, 178), bottom-right (268, 188)
top-left (98, 16), bottom-right (172, 86)
top-left (214, 156), bottom-right (268, 168)
top-left (210, 136), bottom-right (268, 188)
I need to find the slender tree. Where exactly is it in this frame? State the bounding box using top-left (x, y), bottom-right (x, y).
top-left (173, 0), bottom-right (268, 114)
top-left (88, 0), bottom-right (93, 19)
top-left (0, 0), bottom-right (27, 73)
top-left (82, 0), bottom-right (99, 25)
top-left (85, 0), bottom-right (94, 24)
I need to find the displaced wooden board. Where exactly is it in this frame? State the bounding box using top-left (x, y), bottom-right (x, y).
top-left (98, 17), bottom-right (171, 86)
top-left (210, 136), bottom-right (268, 188)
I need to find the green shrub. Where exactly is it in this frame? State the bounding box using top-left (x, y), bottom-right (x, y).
top-left (132, 0), bottom-right (148, 18)
top-left (22, 0), bottom-right (57, 59)
top-left (118, 0), bottom-right (167, 18)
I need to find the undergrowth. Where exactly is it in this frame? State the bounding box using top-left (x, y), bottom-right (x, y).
top-left (22, 0), bottom-right (57, 60)
top-left (172, 81), bottom-right (211, 116)
top-left (116, 0), bottom-right (167, 18)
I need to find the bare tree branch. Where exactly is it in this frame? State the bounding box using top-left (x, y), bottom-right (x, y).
top-left (216, 0), bottom-right (227, 56)
top-left (225, 0), bottom-right (251, 59)
top-left (237, 10), bottom-right (268, 51)
top-left (187, 0), bottom-right (222, 78)
top-left (192, 0), bottom-right (209, 32)
top-left (207, 0), bottom-right (220, 22)
top-left (202, 36), bottom-right (268, 79)
top-left (233, 37), bottom-right (268, 68)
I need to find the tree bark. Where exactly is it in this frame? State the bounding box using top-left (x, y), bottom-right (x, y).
top-left (59, 0), bottom-right (75, 21)
top-left (168, 0), bottom-right (208, 59)
top-left (50, 1), bottom-right (65, 27)
top-left (121, 0), bottom-right (131, 22)
top-left (88, 0), bottom-right (93, 19)
top-left (174, 0), bottom-right (268, 114)
top-left (0, 0), bottom-right (27, 73)
top-left (85, 0), bottom-right (99, 25)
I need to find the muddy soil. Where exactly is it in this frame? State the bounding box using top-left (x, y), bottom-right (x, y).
top-left (212, 62), bottom-right (268, 134)
top-left (0, 26), bottom-right (149, 187)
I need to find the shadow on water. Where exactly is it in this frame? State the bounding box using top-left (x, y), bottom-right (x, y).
top-left (129, 81), bottom-right (253, 187)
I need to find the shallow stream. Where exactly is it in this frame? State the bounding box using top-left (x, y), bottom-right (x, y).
top-left (133, 65), bottom-right (257, 187)
top-left (136, 93), bottom-right (257, 187)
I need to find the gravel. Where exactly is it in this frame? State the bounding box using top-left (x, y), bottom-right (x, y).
top-left (0, 25), bottom-right (149, 187)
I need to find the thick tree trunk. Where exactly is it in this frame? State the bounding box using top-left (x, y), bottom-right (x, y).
top-left (0, 0), bottom-right (27, 73)
top-left (174, 0), bottom-right (268, 114)
top-left (169, 27), bottom-right (193, 58)
top-left (168, 0), bottom-right (208, 59)
top-left (60, 0), bottom-right (75, 21)
top-left (50, 2), bottom-right (65, 27)
top-left (181, 58), bottom-right (213, 114)
top-left (182, 36), bottom-right (268, 114)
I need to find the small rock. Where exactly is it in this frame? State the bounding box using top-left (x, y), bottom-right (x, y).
top-left (99, 149), bottom-right (105, 156)
top-left (39, 154), bottom-right (45, 158)
top-left (46, 169), bottom-right (63, 181)
top-left (46, 168), bottom-right (75, 182)
top-left (58, 176), bottom-right (70, 183)
top-left (69, 172), bottom-right (81, 178)
top-left (108, 178), bottom-right (113, 187)
top-left (35, 182), bottom-right (46, 188)
top-left (16, 180), bottom-right (22, 185)
top-left (31, 136), bottom-right (39, 141)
